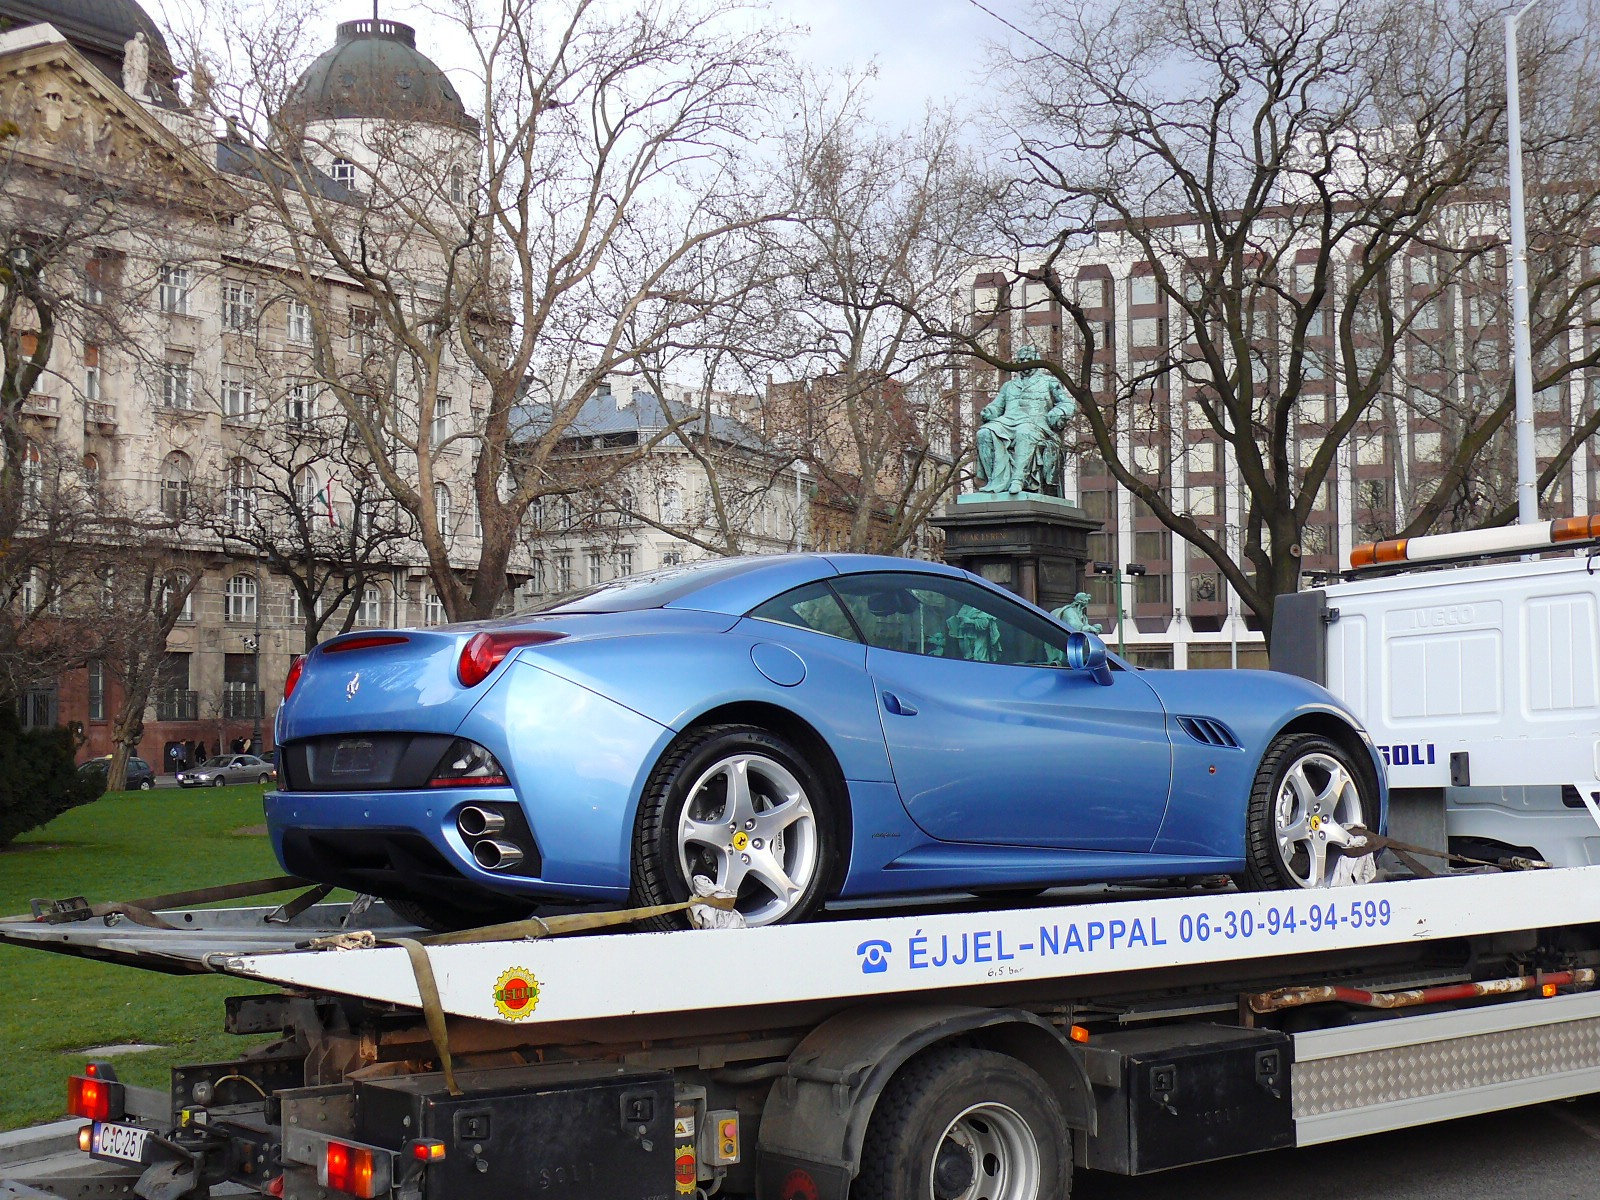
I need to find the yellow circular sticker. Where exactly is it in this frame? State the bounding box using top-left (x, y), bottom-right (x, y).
top-left (732, 831), bottom-right (750, 851)
top-left (492, 966), bottom-right (540, 1020)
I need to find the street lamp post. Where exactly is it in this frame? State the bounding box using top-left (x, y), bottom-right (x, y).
top-left (1506, 0), bottom-right (1551, 526)
top-left (1093, 561), bottom-right (1146, 658)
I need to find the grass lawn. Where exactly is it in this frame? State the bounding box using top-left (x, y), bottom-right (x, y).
top-left (0, 785), bottom-right (292, 1130)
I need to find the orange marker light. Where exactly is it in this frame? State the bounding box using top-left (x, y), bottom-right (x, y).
top-left (1543, 983), bottom-right (1559, 998)
top-left (1069, 1025), bottom-right (1091, 1043)
top-left (77, 1125), bottom-right (93, 1153)
top-left (410, 1139), bottom-right (447, 1162)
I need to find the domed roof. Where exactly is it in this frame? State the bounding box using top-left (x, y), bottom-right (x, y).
top-left (0, 0), bottom-right (178, 100)
top-left (284, 19), bottom-right (476, 133)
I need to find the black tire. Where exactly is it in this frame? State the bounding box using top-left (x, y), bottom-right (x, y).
top-left (855, 1047), bottom-right (1071, 1200)
top-left (383, 894), bottom-right (532, 933)
top-left (1240, 732), bottom-right (1376, 891)
top-left (258, 774), bottom-right (270, 785)
top-left (629, 724), bottom-right (837, 931)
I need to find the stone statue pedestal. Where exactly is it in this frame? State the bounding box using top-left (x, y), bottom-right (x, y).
top-left (931, 493), bottom-right (1103, 612)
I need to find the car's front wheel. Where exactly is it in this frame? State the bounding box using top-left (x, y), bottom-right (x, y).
top-left (212, 777), bottom-right (226, 788)
top-left (630, 724), bottom-right (835, 930)
top-left (1241, 732), bottom-right (1377, 891)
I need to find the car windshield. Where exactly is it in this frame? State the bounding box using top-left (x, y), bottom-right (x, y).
top-left (201, 757), bottom-right (232, 768)
top-left (517, 557), bottom-right (763, 614)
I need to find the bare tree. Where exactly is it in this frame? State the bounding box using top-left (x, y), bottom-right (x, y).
top-left (198, 404), bottom-right (416, 651)
top-left (961, 0), bottom-right (1600, 637)
top-left (762, 88), bottom-right (986, 554)
top-left (179, 0), bottom-right (798, 621)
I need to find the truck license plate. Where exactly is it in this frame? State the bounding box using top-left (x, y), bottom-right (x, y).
top-left (91, 1121), bottom-right (151, 1164)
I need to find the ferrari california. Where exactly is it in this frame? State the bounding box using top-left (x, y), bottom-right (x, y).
top-left (266, 554), bottom-right (1386, 930)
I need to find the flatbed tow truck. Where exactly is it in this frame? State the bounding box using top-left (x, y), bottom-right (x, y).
top-left (11, 523), bottom-right (1600, 1200)
top-left (4, 861), bottom-right (1600, 1200)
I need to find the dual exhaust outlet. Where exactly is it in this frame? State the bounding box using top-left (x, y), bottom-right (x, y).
top-left (458, 805), bottom-right (523, 871)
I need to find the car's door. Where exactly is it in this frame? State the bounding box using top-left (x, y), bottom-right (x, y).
top-left (227, 756), bottom-right (249, 782)
top-left (833, 572), bottom-right (1173, 852)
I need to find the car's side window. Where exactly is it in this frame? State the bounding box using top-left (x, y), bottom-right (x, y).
top-left (832, 573), bottom-right (1065, 667)
top-left (747, 581), bottom-right (862, 642)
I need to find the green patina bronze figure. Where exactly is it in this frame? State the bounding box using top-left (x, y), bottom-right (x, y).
top-left (1052, 592), bottom-right (1102, 634)
top-left (976, 343), bottom-right (1076, 496)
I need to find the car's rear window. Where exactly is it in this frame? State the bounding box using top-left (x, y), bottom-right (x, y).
top-left (519, 558), bottom-right (763, 614)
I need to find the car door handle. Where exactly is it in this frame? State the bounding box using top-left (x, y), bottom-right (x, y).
top-left (882, 692), bottom-right (918, 716)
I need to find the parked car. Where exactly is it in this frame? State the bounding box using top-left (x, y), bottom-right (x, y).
top-left (267, 554), bottom-right (1388, 930)
top-left (177, 754), bottom-right (274, 788)
top-left (78, 755), bottom-right (156, 791)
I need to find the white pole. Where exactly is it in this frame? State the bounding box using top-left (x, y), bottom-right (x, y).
top-left (1506, 3), bottom-right (1545, 525)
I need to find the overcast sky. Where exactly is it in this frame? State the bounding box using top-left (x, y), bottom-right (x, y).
top-left (145, 0), bottom-right (1013, 126)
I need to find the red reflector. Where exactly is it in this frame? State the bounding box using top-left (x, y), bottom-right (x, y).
top-left (323, 1142), bottom-right (380, 1196)
top-left (427, 775), bottom-right (509, 788)
top-left (67, 1076), bottom-right (117, 1121)
top-left (458, 630), bottom-right (566, 688)
top-left (324, 634), bottom-right (411, 655)
top-left (410, 1139), bottom-right (447, 1162)
top-left (283, 655), bottom-right (305, 701)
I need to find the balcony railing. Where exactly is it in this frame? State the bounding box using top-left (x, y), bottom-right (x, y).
top-left (222, 688), bottom-right (264, 719)
top-left (154, 688), bottom-right (198, 721)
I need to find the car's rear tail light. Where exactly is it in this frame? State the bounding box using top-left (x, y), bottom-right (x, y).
top-left (67, 1066), bottom-right (124, 1121)
top-left (429, 739), bottom-right (509, 788)
top-left (324, 634), bottom-right (412, 654)
top-left (457, 630), bottom-right (565, 687)
top-left (320, 1140), bottom-right (391, 1198)
top-left (283, 655), bottom-right (305, 700)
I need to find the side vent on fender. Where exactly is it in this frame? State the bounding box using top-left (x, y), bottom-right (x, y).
top-left (1177, 716), bottom-right (1243, 750)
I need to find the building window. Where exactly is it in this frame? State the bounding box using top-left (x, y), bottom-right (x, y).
top-left (221, 364), bottom-right (255, 420)
top-left (287, 381), bottom-right (316, 426)
top-left (295, 469), bottom-right (326, 521)
top-left (358, 585), bottom-right (384, 627)
top-left (226, 459), bottom-right (254, 524)
top-left (433, 482), bottom-right (452, 533)
top-left (450, 165), bottom-right (466, 203)
top-left (83, 257), bottom-right (105, 305)
top-left (617, 547), bottom-right (633, 576)
top-left (223, 282), bottom-right (257, 331)
top-left (159, 354), bottom-right (193, 409)
top-left (83, 342), bottom-right (101, 404)
top-left (529, 558), bottom-right (546, 594)
top-left (158, 263), bottom-right (190, 315)
top-left (422, 589), bottom-right (444, 626)
top-left (349, 307), bottom-right (376, 356)
top-left (224, 653), bottom-right (261, 718)
top-left (162, 572), bottom-right (193, 622)
top-left (1129, 275), bottom-right (1159, 306)
top-left (286, 587), bottom-right (303, 624)
top-left (588, 551), bottom-right (604, 586)
top-left (556, 553), bottom-right (572, 591)
top-left (82, 453), bottom-right (100, 506)
top-left (87, 659), bottom-right (106, 721)
top-left (225, 574), bottom-right (258, 623)
top-left (286, 299), bottom-right (312, 344)
top-left (20, 442), bottom-right (42, 512)
top-left (431, 394), bottom-right (453, 447)
top-left (332, 157), bottom-right (356, 186)
top-left (160, 452), bottom-right (191, 517)
top-left (661, 486), bottom-right (683, 524)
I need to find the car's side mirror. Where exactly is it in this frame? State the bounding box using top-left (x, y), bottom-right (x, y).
top-left (1065, 631), bottom-right (1114, 686)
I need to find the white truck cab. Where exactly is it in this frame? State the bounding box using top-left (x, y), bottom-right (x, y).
top-left (1274, 517), bottom-right (1600, 868)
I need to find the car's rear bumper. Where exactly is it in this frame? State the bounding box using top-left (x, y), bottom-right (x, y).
top-left (264, 787), bottom-right (631, 904)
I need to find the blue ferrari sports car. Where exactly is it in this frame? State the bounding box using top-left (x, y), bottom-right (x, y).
top-left (267, 554), bottom-right (1387, 930)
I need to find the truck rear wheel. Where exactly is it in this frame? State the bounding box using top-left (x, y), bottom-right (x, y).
top-left (855, 1047), bottom-right (1070, 1200)
top-left (1242, 732), bottom-right (1377, 891)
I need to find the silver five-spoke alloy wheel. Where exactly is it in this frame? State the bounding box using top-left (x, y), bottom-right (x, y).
top-left (676, 751), bottom-right (820, 926)
top-left (927, 1102), bottom-right (1041, 1200)
top-left (1274, 750), bottom-right (1374, 888)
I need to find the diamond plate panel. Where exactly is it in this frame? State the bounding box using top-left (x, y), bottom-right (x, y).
top-left (1294, 1016), bottom-right (1600, 1116)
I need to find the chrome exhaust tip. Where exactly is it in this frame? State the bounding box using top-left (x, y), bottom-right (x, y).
top-left (472, 839), bottom-right (524, 871)
top-left (457, 806), bottom-right (507, 838)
